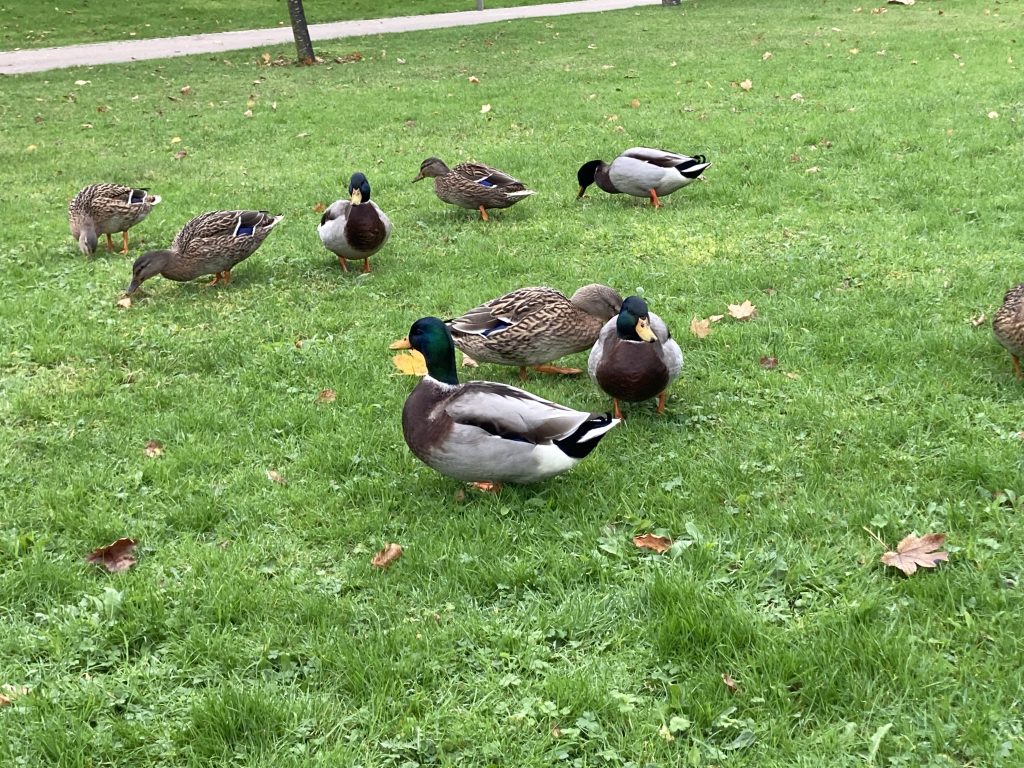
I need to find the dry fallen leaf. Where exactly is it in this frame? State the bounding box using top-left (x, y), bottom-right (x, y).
top-left (629, 98), bottom-right (641, 108)
top-left (759, 356), bottom-right (779, 370)
top-left (173, 150), bottom-right (188, 160)
top-left (969, 313), bottom-right (987, 328)
top-left (888, 0), bottom-right (914, 4)
top-left (739, 79), bottom-right (753, 91)
top-left (708, 314), bottom-right (725, 323)
top-left (180, 85), bottom-right (192, 95)
top-left (116, 296), bottom-right (132, 309)
top-left (728, 300), bottom-right (758, 320)
top-left (690, 316), bottom-right (712, 339)
top-left (849, 48), bottom-right (860, 55)
top-left (468, 75), bottom-right (480, 84)
top-left (722, 673), bottom-right (738, 693)
top-left (315, 388), bottom-right (336, 404)
top-left (393, 350), bottom-right (427, 376)
top-left (987, 111), bottom-right (999, 119)
top-left (266, 469), bottom-right (287, 485)
top-left (762, 51), bottom-right (773, 61)
top-left (880, 533), bottom-right (949, 576)
top-left (243, 109), bottom-right (253, 118)
top-left (806, 166), bottom-right (820, 173)
top-left (0, 685), bottom-right (30, 707)
top-left (633, 533), bottom-right (672, 554)
top-left (143, 439), bottom-right (163, 458)
top-left (371, 542), bottom-right (403, 569)
top-left (170, 136), bottom-right (181, 144)
top-left (261, 52), bottom-right (272, 64)
top-left (791, 93), bottom-right (804, 102)
top-left (85, 537), bottom-right (138, 573)
top-left (312, 201), bottom-right (326, 213)
top-left (480, 104), bottom-right (492, 114)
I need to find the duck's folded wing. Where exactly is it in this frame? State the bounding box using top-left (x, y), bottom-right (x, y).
top-left (444, 382), bottom-right (587, 443)
top-left (319, 199), bottom-right (350, 226)
top-left (449, 287), bottom-right (564, 336)
top-left (620, 147), bottom-right (690, 167)
top-left (458, 163), bottom-right (523, 188)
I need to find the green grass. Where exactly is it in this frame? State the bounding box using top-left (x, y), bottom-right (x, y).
top-left (0, 0), bottom-right (565, 50)
top-left (2, 0), bottom-right (1024, 765)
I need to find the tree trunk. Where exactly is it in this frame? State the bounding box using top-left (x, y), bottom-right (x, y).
top-left (287, 0), bottom-right (316, 65)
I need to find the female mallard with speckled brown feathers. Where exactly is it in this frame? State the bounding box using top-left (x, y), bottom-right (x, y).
top-left (126, 210), bottom-right (282, 295)
top-left (69, 183), bottom-right (161, 256)
top-left (577, 148), bottom-right (711, 208)
top-left (400, 317), bottom-right (619, 492)
top-left (446, 284), bottom-right (623, 379)
top-left (588, 296), bottom-right (683, 419)
top-left (412, 157), bottom-right (535, 221)
top-left (993, 283), bottom-right (1024, 380)
top-left (318, 172), bottom-right (392, 273)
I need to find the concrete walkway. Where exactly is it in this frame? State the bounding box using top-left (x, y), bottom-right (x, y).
top-left (0, 0), bottom-right (659, 75)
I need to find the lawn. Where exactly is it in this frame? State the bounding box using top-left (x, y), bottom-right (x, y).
top-left (2, 0), bottom-right (1023, 765)
top-left (1, 0), bottom-right (567, 51)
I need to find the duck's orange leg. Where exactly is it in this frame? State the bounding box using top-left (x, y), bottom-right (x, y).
top-left (338, 255), bottom-right (349, 272)
top-left (119, 231), bottom-right (130, 254)
top-left (613, 399), bottom-right (623, 420)
top-left (478, 205), bottom-right (490, 222)
top-left (649, 189), bottom-right (662, 209)
top-left (361, 257), bottom-right (371, 273)
top-left (1013, 354), bottom-right (1022, 381)
top-left (106, 233), bottom-right (116, 251)
top-left (206, 271), bottom-right (231, 286)
top-left (657, 391), bottom-right (668, 414)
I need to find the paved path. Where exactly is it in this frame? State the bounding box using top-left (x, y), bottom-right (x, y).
top-left (0, 0), bottom-right (658, 75)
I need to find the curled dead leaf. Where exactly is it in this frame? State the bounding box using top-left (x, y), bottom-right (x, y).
top-left (633, 533), bottom-right (672, 554)
top-left (708, 314), bottom-right (725, 323)
top-left (762, 51), bottom-right (773, 60)
top-left (393, 350), bottom-right (427, 376)
top-left (116, 296), bottom-right (132, 309)
top-left (629, 98), bottom-right (641, 108)
top-left (690, 316), bottom-right (712, 339)
top-left (173, 150), bottom-right (188, 160)
top-left (266, 469), bottom-right (286, 485)
top-left (85, 537), bottom-right (138, 573)
top-left (727, 300), bottom-right (758, 320)
top-left (371, 542), bottom-right (403, 569)
top-left (759, 356), bottom-right (779, 370)
top-left (722, 673), bottom-right (738, 693)
top-left (880, 533), bottom-right (948, 576)
top-left (315, 388), bottom-right (336, 404)
top-left (987, 111), bottom-right (999, 119)
top-left (143, 439), bottom-right (163, 458)
top-left (969, 313), bottom-right (986, 328)
top-left (468, 75), bottom-right (480, 84)
top-left (480, 104), bottom-right (492, 114)
top-left (180, 85), bottom-right (192, 95)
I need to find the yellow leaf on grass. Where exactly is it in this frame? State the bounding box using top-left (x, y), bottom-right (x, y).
top-left (739, 79), bottom-right (753, 91)
top-left (371, 542), bottom-right (403, 569)
top-left (728, 300), bottom-right (758, 320)
top-left (690, 316), bottom-right (712, 339)
top-left (393, 350), bottom-right (427, 376)
top-left (633, 533), bottom-right (671, 553)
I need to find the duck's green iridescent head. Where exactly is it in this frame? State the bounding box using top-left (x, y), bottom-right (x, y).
top-left (616, 296), bottom-right (657, 343)
top-left (348, 172), bottom-right (371, 204)
top-left (407, 317), bottom-right (459, 385)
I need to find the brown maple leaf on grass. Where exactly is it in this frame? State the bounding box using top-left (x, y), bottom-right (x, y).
top-left (371, 543), bottom-right (403, 569)
top-left (633, 533), bottom-right (672, 553)
top-left (85, 537), bottom-right (138, 573)
top-left (879, 532), bottom-right (949, 576)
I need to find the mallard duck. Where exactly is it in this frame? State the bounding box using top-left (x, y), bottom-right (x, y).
top-left (125, 210), bottom-right (282, 295)
top-left (588, 296), bottom-right (683, 418)
top-left (318, 172), bottom-right (393, 273)
top-left (412, 157), bottom-right (535, 221)
top-left (576, 148), bottom-right (711, 208)
top-left (993, 283), bottom-right (1024, 380)
top-left (447, 284), bottom-right (624, 378)
top-left (398, 317), bottom-right (619, 491)
top-left (68, 183), bottom-right (161, 256)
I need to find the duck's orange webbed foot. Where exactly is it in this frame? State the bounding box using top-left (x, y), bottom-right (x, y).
top-left (532, 364), bottom-right (582, 376)
top-left (657, 391), bottom-right (668, 414)
top-left (338, 255), bottom-right (349, 272)
top-left (649, 190), bottom-right (662, 209)
top-left (478, 205), bottom-right (490, 222)
top-left (119, 231), bottom-right (130, 254)
top-left (472, 481), bottom-right (502, 493)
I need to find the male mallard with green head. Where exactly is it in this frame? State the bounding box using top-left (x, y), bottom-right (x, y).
top-left (398, 317), bottom-right (619, 491)
top-left (69, 183), bottom-right (162, 256)
top-left (318, 172), bottom-right (393, 273)
top-left (577, 147), bottom-right (710, 208)
top-left (993, 283), bottom-right (1024, 380)
top-left (412, 157), bottom-right (535, 221)
top-left (588, 296), bottom-right (683, 418)
top-left (126, 210), bottom-right (282, 295)
top-left (447, 284), bottom-right (623, 378)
